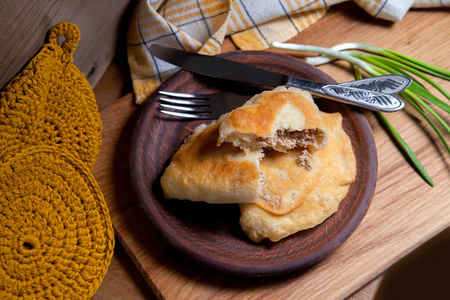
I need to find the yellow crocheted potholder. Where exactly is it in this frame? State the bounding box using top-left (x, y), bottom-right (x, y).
top-left (0, 22), bottom-right (102, 169)
top-left (0, 145), bottom-right (114, 299)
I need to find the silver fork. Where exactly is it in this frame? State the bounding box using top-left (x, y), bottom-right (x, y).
top-left (158, 90), bottom-right (251, 119)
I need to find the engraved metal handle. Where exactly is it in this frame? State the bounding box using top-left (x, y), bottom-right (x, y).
top-left (287, 75), bottom-right (407, 112)
top-left (337, 74), bottom-right (412, 95)
top-left (321, 84), bottom-right (405, 112)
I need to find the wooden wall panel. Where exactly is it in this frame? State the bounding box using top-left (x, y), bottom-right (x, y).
top-left (0, 0), bottom-right (134, 90)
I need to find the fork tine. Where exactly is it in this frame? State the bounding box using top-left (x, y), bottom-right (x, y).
top-left (159, 97), bottom-right (209, 106)
top-left (159, 103), bottom-right (211, 113)
top-left (157, 90), bottom-right (251, 120)
top-left (159, 90), bottom-right (210, 99)
top-left (159, 109), bottom-right (211, 119)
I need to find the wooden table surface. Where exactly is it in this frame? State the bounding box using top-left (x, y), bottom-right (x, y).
top-left (90, 3), bottom-right (450, 299)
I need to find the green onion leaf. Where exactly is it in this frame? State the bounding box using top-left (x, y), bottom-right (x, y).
top-left (383, 49), bottom-right (450, 81)
top-left (375, 111), bottom-right (434, 186)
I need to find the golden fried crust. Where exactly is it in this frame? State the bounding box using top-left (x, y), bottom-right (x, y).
top-left (160, 117), bottom-right (264, 204)
top-left (239, 112), bottom-right (357, 242)
top-left (256, 146), bottom-right (321, 215)
top-left (218, 87), bottom-right (328, 152)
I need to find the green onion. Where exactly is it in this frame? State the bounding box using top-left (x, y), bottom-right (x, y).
top-left (271, 42), bottom-right (382, 76)
top-left (311, 42), bottom-right (450, 80)
top-left (374, 111), bottom-right (434, 186)
top-left (272, 41), bottom-right (450, 186)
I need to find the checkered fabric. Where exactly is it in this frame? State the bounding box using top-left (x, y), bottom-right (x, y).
top-left (127, 0), bottom-right (449, 104)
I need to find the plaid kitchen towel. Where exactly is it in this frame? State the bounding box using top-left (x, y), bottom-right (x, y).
top-left (127, 0), bottom-right (449, 104)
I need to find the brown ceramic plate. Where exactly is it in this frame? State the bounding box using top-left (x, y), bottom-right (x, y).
top-left (130, 51), bottom-right (377, 276)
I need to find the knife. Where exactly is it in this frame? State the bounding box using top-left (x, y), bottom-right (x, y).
top-left (150, 44), bottom-right (411, 112)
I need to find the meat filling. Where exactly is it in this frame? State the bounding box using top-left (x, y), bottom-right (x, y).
top-left (256, 129), bottom-right (324, 150)
top-left (297, 148), bottom-right (313, 170)
top-left (255, 129), bottom-right (324, 169)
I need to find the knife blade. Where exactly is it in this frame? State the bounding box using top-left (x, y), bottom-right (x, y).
top-left (150, 44), bottom-right (409, 112)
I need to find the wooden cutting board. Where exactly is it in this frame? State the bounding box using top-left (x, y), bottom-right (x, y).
top-left (91, 4), bottom-right (450, 299)
top-left (92, 84), bottom-right (450, 300)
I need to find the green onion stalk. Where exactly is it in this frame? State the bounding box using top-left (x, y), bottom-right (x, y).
top-left (271, 41), bottom-right (450, 186)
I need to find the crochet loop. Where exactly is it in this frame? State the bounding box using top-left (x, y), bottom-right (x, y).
top-left (47, 22), bottom-right (80, 56)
